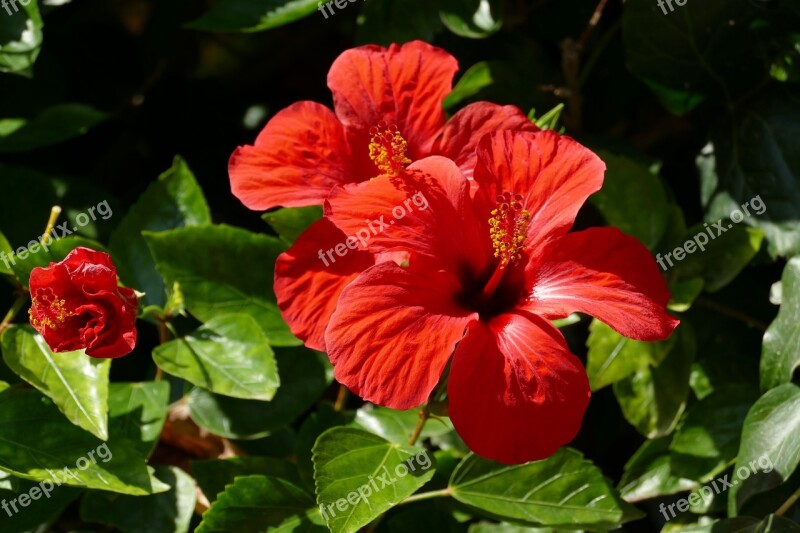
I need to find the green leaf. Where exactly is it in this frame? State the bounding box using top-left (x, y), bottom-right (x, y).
top-left (144, 224), bottom-right (298, 346)
top-left (590, 151), bottom-right (671, 250)
top-left (618, 437), bottom-right (698, 502)
top-left (530, 103), bottom-right (564, 132)
top-left (109, 156), bottom-right (211, 307)
top-left (613, 324), bottom-right (696, 438)
top-left (761, 257), bottom-right (800, 391)
top-left (670, 385), bottom-right (759, 481)
top-left (0, 386), bottom-right (166, 495)
top-left (0, 230), bottom-right (13, 275)
top-left (586, 319), bottom-right (676, 391)
top-left (439, 0), bottom-right (502, 39)
top-left (0, 0), bottom-right (43, 76)
top-left (684, 515), bottom-right (800, 533)
top-left (352, 405), bottom-right (453, 444)
top-left (80, 465), bottom-right (196, 533)
top-left (186, 0), bottom-right (319, 32)
top-left (154, 313), bottom-right (279, 401)
top-left (0, 104), bottom-right (106, 152)
top-left (622, 0), bottom-right (769, 112)
top-left (0, 478), bottom-right (81, 533)
top-left (729, 383), bottom-right (800, 515)
top-left (192, 457), bottom-right (302, 503)
top-left (443, 61), bottom-right (494, 110)
top-left (107, 381), bottom-right (170, 458)
top-left (703, 85), bottom-right (800, 257)
top-left (449, 448), bottom-right (633, 530)
top-left (1, 326), bottom-right (110, 439)
top-left (196, 475), bottom-right (327, 532)
top-left (672, 225), bottom-right (764, 292)
top-left (313, 427), bottom-right (436, 533)
top-left (8, 236), bottom-right (108, 289)
top-left (188, 347), bottom-right (329, 439)
top-left (295, 404), bottom-right (354, 491)
top-left (263, 205), bottom-right (322, 245)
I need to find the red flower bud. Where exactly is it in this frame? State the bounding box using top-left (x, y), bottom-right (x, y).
top-left (28, 247), bottom-right (138, 359)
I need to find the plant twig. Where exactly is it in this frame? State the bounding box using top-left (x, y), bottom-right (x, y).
top-left (776, 484), bottom-right (800, 516)
top-left (334, 383), bottom-right (349, 412)
top-left (408, 405), bottom-right (430, 446)
top-left (695, 297), bottom-right (769, 332)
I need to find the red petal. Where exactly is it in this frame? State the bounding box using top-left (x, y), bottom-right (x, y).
top-left (229, 102), bottom-right (358, 210)
top-left (328, 41), bottom-right (458, 158)
top-left (525, 227), bottom-right (679, 341)
top-left (449, 312), bottom-right (591, 464)
top-left (325, 156), bottom-right (490, 275)
top-left (474, 130), bottom-right (605, 255)
top-left (435, 102), bottom-right (537, 179)
top-left (274, 219), bottom-right (373, 351)
top-left (325, 262), bottom-right (476, 410)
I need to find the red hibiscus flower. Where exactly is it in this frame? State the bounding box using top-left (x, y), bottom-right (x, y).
top-left (283, 130), bottom-right (679, 464)
top-left (29, 247), bottom-right (138, 359)
top-left (229, 40), bottom-right (536, 211)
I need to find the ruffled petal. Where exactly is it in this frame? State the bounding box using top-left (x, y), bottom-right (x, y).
top-left (229, 101), bottom-right (358, 210)
top-left (328, 41), bottom-right (458, 158)
top-left (525, 227), bottom-right (679, 341)
top-left (325, 156), bottom-right (490, 275)
top-left (449, 311), bottom-right (591, 464)
top-left (274, 219), bottom-right (373, 352)
top-left (473, 130), bottom-right (605, 255)
top-left (325, 262), bottom-right (477, 410)
top-left (435, 102), bottom-right (537, 180)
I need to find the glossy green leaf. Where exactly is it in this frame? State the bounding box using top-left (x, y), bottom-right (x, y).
top-left (672, 225), bottom-right (763, 292)
top-left (450, 449), bottom-right (634, 530)
top-left (0, 104), bottom-right (105, 152)
top-left (263, 205), bottom-right (322, 245)
top-left (443, 61), bottom-right (494, 109)
top-left (613, 325), bottom-right (695, 438)
top-left (192, 457), bottom-right (302, 503)
top-left (618, 437), bottom-right (698, 502)
top-left (729, 383), bottom-right (800, 515)
top-left (144, 224), bottom-right (298, 346)
top-left (590, 151), bottom-right (671, 250)
top-left (196, 475), bottom-right (327, 533)
top-left (188, 348), bottom-right (329, 439)
top-left (670, 385), bottom-right (759, 481)
top-left (352, 405), bottom-right (453, 444)
top-left (295, 403), bottom-right (354, 490)
top-left (154, 313), bottom-right (279, 400)
top-left (1, 326), bottom-right (109, 439)
top-left (109, 156), bottom-right (211, 307)
top-left (80, 465), bottom-right (196, 533)
top-left (761, 258), bottom-right (800, 391)
top-left (439, 0), bottom-right (501, 39)
top-left (703, 85), bottom-right (800, 257)
top-left (313, 427), bottom-right (436, 533)
top-left (586, 319), bottom-right (676, 391)
top-left (186, 0), bottom-right (318, 32)
top-left (0, 386), bottom-right (167, 495)
top-left (0, 0), bottom-right (43, 76)
top-left (0, 230), bottom-right (13, 275)
top-left (0, 478), bottom-right (81, 533)
top-left (107, 381), bottom-right (170, 458)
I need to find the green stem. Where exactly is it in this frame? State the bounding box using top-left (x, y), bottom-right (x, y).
top-left (408, 405), bottom-right (430, 446)
top-left (0, 293), bottom-right (29, 335)
top-left (776, 484), bottom-right (800, 516)
top-left (334, 383), bottom-right (348, 412)
top-left (399, 488), bottom-right (452, 505)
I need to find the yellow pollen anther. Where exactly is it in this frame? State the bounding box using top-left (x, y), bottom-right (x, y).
top-left (29, 291), bottom-right (73, 331)
top-left (489, 192), bottom-right (531, 266)
top-left (368, 121), bottom-right (411, 177)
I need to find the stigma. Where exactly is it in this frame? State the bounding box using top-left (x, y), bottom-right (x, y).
top-left (29, 288), bottom-right (72, 331)
top-left (368, 121), bottom-right (411, 177)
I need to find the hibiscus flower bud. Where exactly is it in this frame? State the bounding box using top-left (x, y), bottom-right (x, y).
top-left (28, 247), bottom-right (138, 359)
